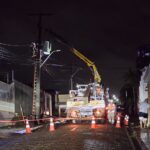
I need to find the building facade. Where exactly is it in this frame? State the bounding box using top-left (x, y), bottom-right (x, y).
top-left (139, 64), bottom-right (150, 126)
top-left (0, 80), bottom-right (57, 126)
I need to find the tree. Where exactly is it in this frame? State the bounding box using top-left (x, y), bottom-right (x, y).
top-left (120, 69), bottom-right (138, 119)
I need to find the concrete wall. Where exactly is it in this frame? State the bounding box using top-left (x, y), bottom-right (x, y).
top-left (0, 80), bottom-right (32, 125)
top-left (0, 81), bottom-right (15, 121)
top-left (14, 82), bottom-right (58, 117)
top-left (58, 94), bottom-right (69, 103)
top-left (14, 80), bottom-right (32, 116)
top-left (58, 94), bottom-right (68, 117)
top-left (0, 101), bottom-right (14, 113)
top-left (0, 111), bottom-right (15, 127)
top-left (0, 80), bottom-right (58, 120)
top-left (0, 81), bottom-right (15, 103)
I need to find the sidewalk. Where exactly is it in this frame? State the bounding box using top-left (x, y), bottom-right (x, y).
top-left (132, 126), bottom-right (150, 150)
top-left (0, 125), bottom-right (44, 137)
top-left (134, 127), bottom-right (150, 150)
top-left (127, 115), bottom-right (149, 149)
top-left (0, 126), bottom-right (25, 137)
top-left (140, 128), bottom-right (150, 149)
top-left (0, 119), bottom-right (64, 137)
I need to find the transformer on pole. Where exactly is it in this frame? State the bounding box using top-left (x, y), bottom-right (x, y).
top-left (30, 13), bottom-right (60, 119)
top-left (31, 13), bottom-right (43, 118)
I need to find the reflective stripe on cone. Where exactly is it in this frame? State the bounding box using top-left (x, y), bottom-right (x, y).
top-left (26, 119), bottom-right (31, 134)
top-left (49, 117), bottom-right (55, 131)
top-left (115, 115), bottom-right (121, 128)
top-left (91, 116), bottom-right (96, 129)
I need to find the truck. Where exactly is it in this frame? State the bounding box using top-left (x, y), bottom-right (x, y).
top-left (46, 30), bottom-right (107, 122)
top-left (66, 48), bottom-right (106, 122)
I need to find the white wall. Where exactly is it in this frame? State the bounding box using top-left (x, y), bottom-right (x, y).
top-left (0, 101), bottom-right (14, 112)
top-left (139, 67), bottom-right (148, 102)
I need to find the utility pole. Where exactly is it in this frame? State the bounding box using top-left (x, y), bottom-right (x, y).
top-left (32, 43), bottom-right (41, 118)
top-left (30, 13), bottom-right (52, 118)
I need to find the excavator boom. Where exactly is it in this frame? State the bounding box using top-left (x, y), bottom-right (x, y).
top-left (71, 48), bottom-right (101, 83)
top-left (45, 28), bottom-right (101, 83)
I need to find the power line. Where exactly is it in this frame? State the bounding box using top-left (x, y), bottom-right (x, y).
top-left (0, 46), bottom-right (33, 65)
top-left (0, 42), bottom-right (30, 47)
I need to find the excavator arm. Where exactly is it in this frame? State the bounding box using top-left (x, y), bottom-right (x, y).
top-left (44, 28), bottom-right (101, 83)
top-left (71, 48), bottom-right (101, 83)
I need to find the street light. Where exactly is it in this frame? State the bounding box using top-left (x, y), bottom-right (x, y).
top-left (32, 41), bottom-right (60, 118)
top-left (40, 40), bottom-right (61, 68)
top-left (70, 67), bottom-right (82, 90)
top-left (40, 49), bottom-right (61, 68)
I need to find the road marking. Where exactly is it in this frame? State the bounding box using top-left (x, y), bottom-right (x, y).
top-left (70, 127), bottom-right (78, 131)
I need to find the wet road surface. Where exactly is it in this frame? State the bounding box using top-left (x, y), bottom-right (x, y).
top-left (0, 123), bottom-right (133, 150)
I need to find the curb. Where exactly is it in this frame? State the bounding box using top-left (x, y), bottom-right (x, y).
top-left (131, 127), bottom-right (148, 150)
top-left (124, 126), bottom-right (136, 150)
top-left (125, 125), bottom-right (148, 150)
top-left (134, 135), bottom-right (148, 150)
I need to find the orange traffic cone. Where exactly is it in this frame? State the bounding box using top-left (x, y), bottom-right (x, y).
top-left (124, 115), bottom-right (129, 126)
top-left (115, 114), bottom-right (121, 128)
top-left (26, 119), bottom-right (31, 134)
top-left (91, 116), bottom-right (96, 129)
top-left (49, 117), bottom-right (55, 132)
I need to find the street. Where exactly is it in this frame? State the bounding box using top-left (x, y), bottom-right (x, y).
top-left (0, 123), bottom-right (134, 150)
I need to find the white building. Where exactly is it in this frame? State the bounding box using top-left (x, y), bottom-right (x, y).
top-left (139, 66), bottom-right (149, 103)
top-left (139, 64), bottom-right (150, 127)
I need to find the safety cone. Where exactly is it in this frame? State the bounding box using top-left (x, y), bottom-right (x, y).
top-left (49, 117), bottom-right (55, 132)
top-left (72, 119), bottom-right (76, 124)
top-left (26, 119), bottom-right (31, 134)
top-left (115, 114), bottom-right (121, 128)
top-left (124, 115), bottom-right (129, 126)
top-left (91, 116), bottom-right (96, 129)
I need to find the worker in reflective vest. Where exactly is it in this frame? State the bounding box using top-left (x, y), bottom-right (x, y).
top-left (106, 100), bottom-right (116, 124)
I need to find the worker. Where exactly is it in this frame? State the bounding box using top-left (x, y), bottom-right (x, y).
top-left (106, 99), bottom-right (116, 124)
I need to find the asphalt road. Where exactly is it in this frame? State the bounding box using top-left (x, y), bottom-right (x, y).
top-left (0, 123), bottom-right (134, 150)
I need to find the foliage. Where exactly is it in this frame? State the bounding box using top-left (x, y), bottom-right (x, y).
top-left (120, 69), bottom-right (138, 118)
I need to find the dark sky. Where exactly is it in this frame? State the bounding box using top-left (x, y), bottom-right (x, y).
top-left (0, 0), bottom-right (150, 96)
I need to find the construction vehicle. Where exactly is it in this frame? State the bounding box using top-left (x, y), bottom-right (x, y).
top-left (41, 29), bottom-right (107, 121)
top-left (66, 48), bottom-right (106, 122)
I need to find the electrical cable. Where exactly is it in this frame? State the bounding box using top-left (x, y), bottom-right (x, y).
top-left (0, 47), bottom-right (34, 65)
top-left (0, 42), bottom-right (30, 47)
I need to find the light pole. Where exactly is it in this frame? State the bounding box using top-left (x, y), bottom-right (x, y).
top-left (32, 41), bottom-right (60, 119)
top-left (40, 49), bottom-right (61, 68)
top-left (70, 68), bottom-right (81, 90)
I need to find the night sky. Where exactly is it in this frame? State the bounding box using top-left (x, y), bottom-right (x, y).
top-left (0, 0), bottom-right (150, 96)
